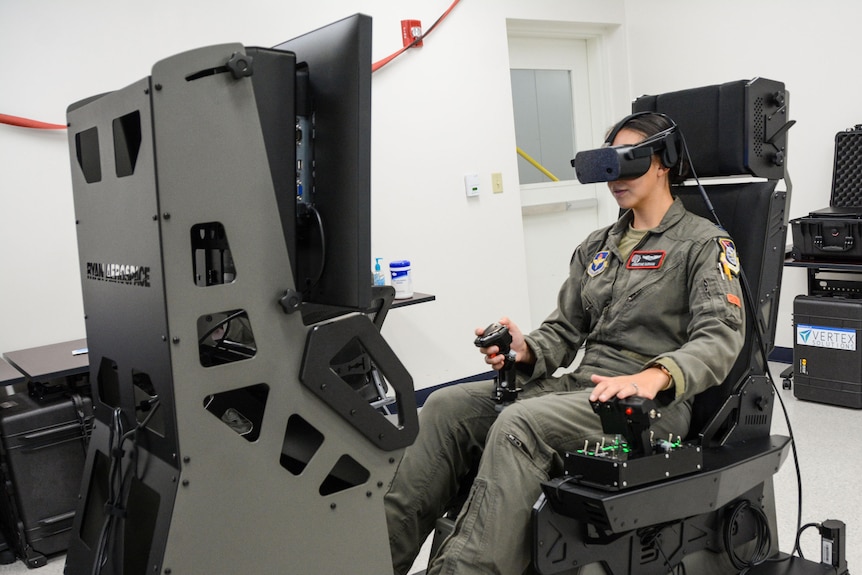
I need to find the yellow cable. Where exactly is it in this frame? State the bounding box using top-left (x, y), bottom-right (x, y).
top-left (516, 147), bottom-right (559, 182)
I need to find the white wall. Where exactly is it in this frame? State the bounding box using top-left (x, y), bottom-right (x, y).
top-left (6, 0), bottom-right (837, 389)
top-left (0, 0), bottom-right (628, 390)
top-left (624, 0), bottom-right (862, 350)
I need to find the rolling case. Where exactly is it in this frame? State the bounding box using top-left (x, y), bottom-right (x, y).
top-left (0, 393), bottom-right (93, 567)
top-left (791, 125), bottom-right (862, 261)
top-left (793, 295), bottom-right (862, 408)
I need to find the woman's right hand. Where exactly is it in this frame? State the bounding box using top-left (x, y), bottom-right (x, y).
top-left (475, 317), bottom-right (533, 370)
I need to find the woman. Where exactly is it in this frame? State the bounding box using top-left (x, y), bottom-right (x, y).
top-left (385, 112), bottom-right (745, 575)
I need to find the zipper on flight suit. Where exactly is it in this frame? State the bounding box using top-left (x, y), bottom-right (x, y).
top-left (623, 231), bottom-right (652, 303)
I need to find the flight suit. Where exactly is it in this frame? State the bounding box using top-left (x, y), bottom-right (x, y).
top-left (386, 198), bottom-right (745, 575)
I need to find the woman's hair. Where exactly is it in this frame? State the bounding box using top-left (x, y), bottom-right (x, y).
top-left (612, 112), bottom-right (691, 185)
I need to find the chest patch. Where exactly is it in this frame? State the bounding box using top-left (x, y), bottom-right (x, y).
top-left (588, 251), bottom-right (610, 277)
top-left (626, 250), bottom-right (666, 270)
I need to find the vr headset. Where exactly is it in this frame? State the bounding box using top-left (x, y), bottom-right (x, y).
top-left (572, 112), bottom-right (681, 184)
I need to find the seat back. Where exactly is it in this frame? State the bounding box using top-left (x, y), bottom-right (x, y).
top-left (633, 78), bottom-right (793, 441)
top-left (675, 182), bottom-right (788, 438)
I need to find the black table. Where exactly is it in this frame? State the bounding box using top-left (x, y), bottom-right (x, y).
top-left (3, 338), bottom-right (89, 383)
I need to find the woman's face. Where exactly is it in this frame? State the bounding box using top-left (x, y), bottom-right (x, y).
top-left (606, 128), bottom-right (668, 211)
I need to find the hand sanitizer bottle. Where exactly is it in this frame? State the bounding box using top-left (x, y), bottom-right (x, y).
top-left (373, 258), bottom-right (386, 286)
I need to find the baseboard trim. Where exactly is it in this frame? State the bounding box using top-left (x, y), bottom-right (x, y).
top-left (769, 346), bottom-right (792, 364)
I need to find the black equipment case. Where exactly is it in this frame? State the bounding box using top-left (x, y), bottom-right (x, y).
top-left (791, 125), bottom-right (862, 261)
top-left (0, 393), bottom-right (93, 567)
top-left (793, 295), bottom-right (862, 408)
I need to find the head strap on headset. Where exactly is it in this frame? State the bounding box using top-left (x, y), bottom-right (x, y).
top-left (605, 111), bottom-right (681, 168)
top-left (571, 111), bottom-right (683, 183)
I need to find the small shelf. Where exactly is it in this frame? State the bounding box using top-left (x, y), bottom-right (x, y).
top-left (391, 292), bottom-right (435, 309)
top-left (784, 256), bottom-right (862, 272)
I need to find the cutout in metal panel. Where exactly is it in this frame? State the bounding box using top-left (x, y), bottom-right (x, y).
top-left (78, 450), bottom-right (110, 549)
top-left (191, 222), bottom-right (236, 286)
top-left (197, 309), bottom-right (256, 367)
top-left (320, 454), bottom-right (369, 496)
top-left (330, 337), bottom-right (397, 413)
top-left (97, 357), bottom-right (120, 409)
top-left (78, 450), bottom-right (161, 575)
top-left (203, 383), bottom-right (269, 442)
top-left (280, 414), bottom-right (324, 475)
top-left (132, 370), bottom-right (165, 438)
top-left (112, 110), bottom-right (142, 177)
top-left (75, 126), bottom-right (102, 183)
top-left (122, 474), bottom-right (161, 575)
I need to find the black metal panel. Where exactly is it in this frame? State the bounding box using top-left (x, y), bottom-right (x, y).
top-left (300, 313), bottom-right (418, 451)
top-left (67, 77), bottom-right (180, 467)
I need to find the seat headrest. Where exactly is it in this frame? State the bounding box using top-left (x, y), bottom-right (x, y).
top-left (633, 78), bottom-right (792, 179)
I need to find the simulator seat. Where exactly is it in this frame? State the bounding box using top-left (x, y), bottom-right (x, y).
top-left (531, 78), bottom-right (797, 575)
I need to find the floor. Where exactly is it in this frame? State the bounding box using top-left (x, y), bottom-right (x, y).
top-left (1, 363), bottom-right (857, 575)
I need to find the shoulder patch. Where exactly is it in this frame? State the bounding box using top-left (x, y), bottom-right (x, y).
top-left (588, 251), bottom-right (610, 277)
top-left (718, 238), bottom-right (740, 278)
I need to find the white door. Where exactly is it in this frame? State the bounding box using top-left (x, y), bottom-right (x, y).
top-left (507, 32), bottom-right (606, 329)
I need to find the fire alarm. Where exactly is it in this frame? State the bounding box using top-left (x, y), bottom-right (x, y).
top-left (401, 20), bottom-right (423, 47)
